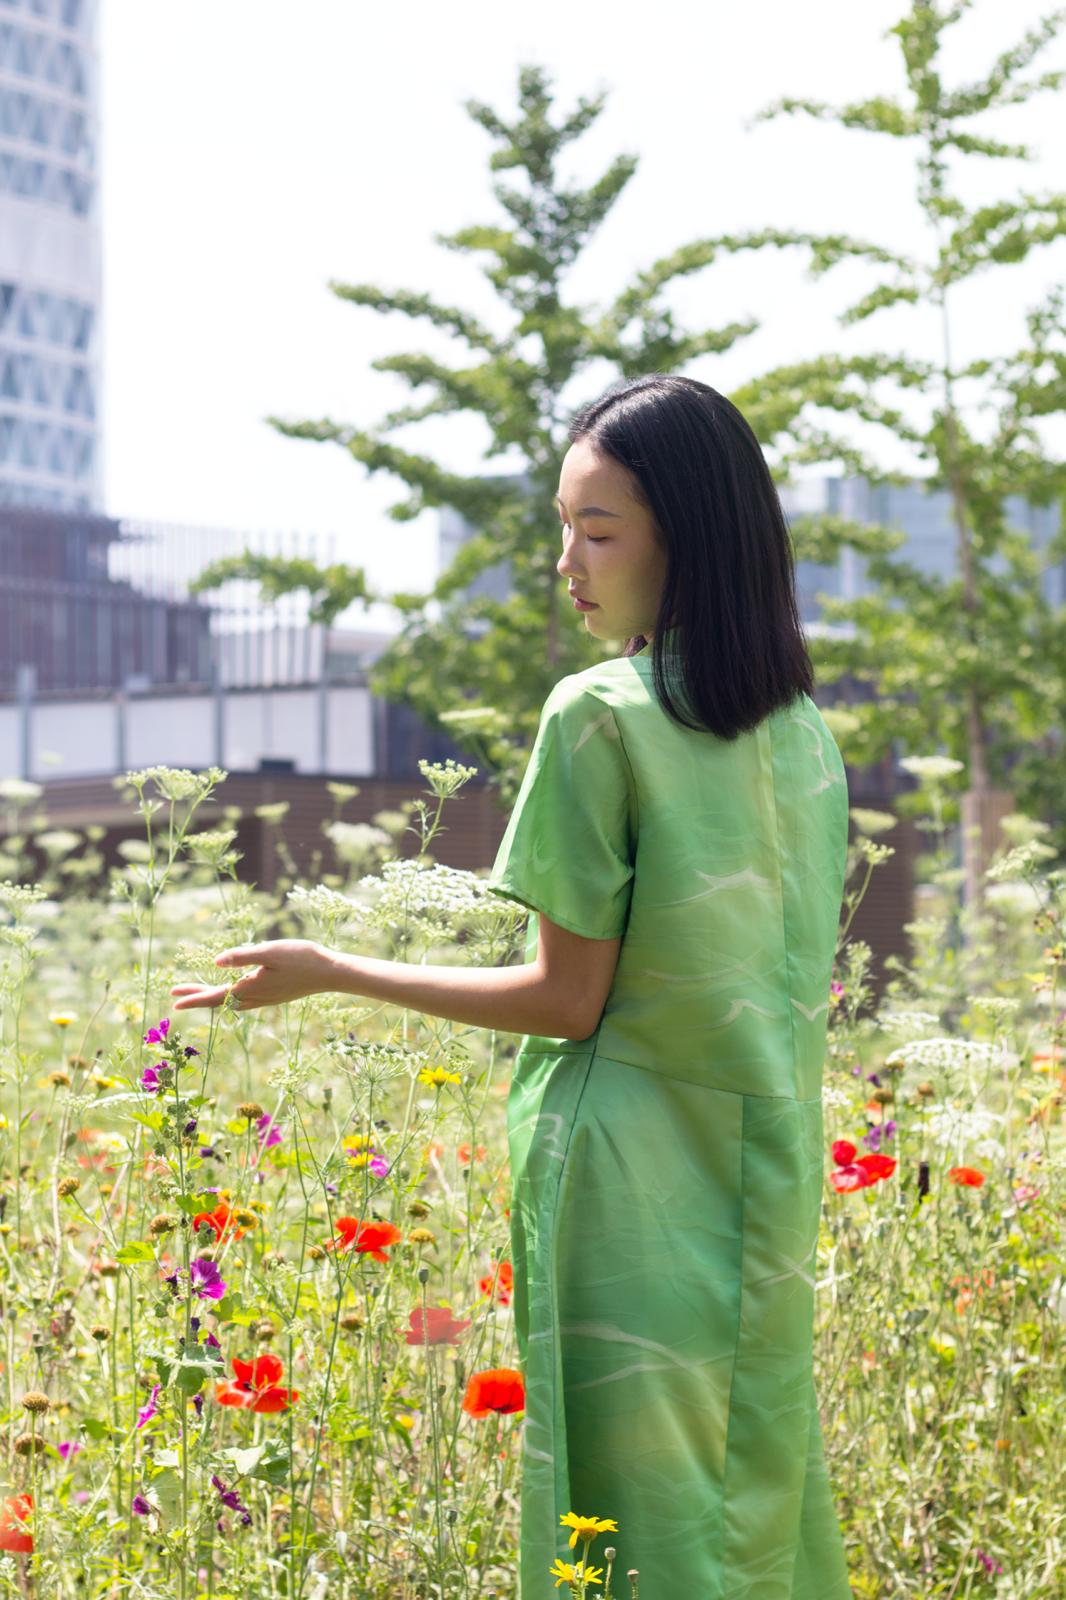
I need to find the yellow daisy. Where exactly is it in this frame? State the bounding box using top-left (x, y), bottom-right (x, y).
top-left (418, 1066), bottom-right (461, 1087)
top-left (549, 1557), bottom-right (604, 1589)
top-left (559, 1513), bottom-right (618, 1549)
top-left (48, 1012), bottom-right (78, 1027)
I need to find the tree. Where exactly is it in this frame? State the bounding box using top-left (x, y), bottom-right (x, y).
top-left (191, 64), bottom-right (767, 799)
top-left (714, 0), bottom-right (1066, 909)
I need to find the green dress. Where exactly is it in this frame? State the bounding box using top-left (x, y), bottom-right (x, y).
top-left (486, 628), bottom-right (853, 1600)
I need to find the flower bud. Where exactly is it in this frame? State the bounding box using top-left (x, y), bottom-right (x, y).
top-left (21, 1391), bottom-right (51, 1414)
top-left (56, 1177), bottom-right (80, 1197)
top-left (237, 1102), bottom-right (265, 1121)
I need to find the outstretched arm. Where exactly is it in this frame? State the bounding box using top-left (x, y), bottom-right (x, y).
top-left (169, 914), bottom-right (623, 1041)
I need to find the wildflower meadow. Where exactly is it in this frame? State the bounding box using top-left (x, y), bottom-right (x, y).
top-left (0, 752), bottom-right (1063, 1598)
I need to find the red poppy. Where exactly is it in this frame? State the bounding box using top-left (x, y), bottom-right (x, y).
top-left (461, 1367), bottom-right (525, 1417)
top-left (0, 1493), bottom-right (32, 1554)
top-left (458, 1142), bottom-right (487, 1165)
top-left (324, 1216), bottom-right (403, 1263)
top-left (192, 1201), bottom-right (247, 1243)
top-left (478, 1260), bottom-right (513, 1305)
top-left (855, 1152), bottom-right (897, 1181)
top-left (404, 1305), bottom-right (472, 1345)
top-left (949, 1166), bottom-right (986, 1188)
top-left (215, 1352), bottom-right (298, 1413)
top-left (829, 1164), bottom-right (876, 1193)
top-left (831, 1139), bottom-right (858, 1166)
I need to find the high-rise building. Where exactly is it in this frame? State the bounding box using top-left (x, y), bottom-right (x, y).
top-left (0, 0), bottom-right (101, 511)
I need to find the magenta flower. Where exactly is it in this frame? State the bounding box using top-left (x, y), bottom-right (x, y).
top-left (976, 1549), bottom-right (1003, 1575)
top-left (132, 1493), bottom-right (151, 1516)
top-left (369, 1155), bottom-right (389, 1177)
top-left (143, 1018), bottom-right (170, 1045)
top-left (139, 1063), bottom-right (167, 1095)
top-left (255, 1113), bottom-right (283, 1150)
top-left (57, 1440), bottom-right (82, 1462)
top-left (190, 1257), bottom-right (227, 1302)
top-left (136, 1383), bottom-right (161, 1429)
top-left (211, 1473), bottom-right (252, 1527)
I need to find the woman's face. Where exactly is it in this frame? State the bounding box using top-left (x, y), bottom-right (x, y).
top-left (555, 437), bottom-right (667, 642)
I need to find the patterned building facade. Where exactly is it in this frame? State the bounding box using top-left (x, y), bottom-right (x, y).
top-left (0, 0), bottom-right (101, 511)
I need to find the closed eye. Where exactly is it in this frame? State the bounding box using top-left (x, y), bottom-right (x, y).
top-left (560, 521), bottom-right (608, 543)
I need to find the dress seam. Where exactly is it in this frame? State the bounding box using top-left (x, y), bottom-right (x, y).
top-left (766, 716), bottom-right (801, 1093)
top-left (718, 1092), bottom-right (747, 1600)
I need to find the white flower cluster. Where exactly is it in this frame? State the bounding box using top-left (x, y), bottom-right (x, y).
top-left (323, 1035), bottom-right (428, 1084)
top-left (0, 880), bottom-right (49, 913)
top-left (122, 765), bottom-right (227, 801)
top-left (356, 858), bottom-right (496, 933)
top-left (323, 820), bottom-right (392, 863)
top-left (876, 1008), bottom-right (941, 1036)
top-left (286, 883), bottom-right (364, 935)
top-left (821, 1082), bottom-right (854, 1111)
top-left (417, 757), bottom-right (479, 798)
top-left (0, 777), bottom-right (43, 803)
top-left (884, 1036), bottom-right (1019, 1072)
top-left (920, 1103), bottom-right (1006, 1162)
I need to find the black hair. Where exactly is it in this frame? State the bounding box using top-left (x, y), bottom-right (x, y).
top-left (566, 373), bottom-right (815, 740)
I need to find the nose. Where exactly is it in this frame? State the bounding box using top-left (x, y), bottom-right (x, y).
top-left (557, 528), bottom-right (583, 581)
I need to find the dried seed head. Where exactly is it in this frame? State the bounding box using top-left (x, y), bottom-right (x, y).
top-left (603, 1547), bottom-right (616, 1561)
top-left (237, 1102), bottom-right (265, 1121)
top-left (869, 1087), bottom-right (895, 1105)
top-left (15, 1432), bottom-right (46, 1457)
top-left (67, 1054), bottom-right (88, 1070)
top-left (48, 1071), bottom-right (71, 1088)
top-left (21, 1391), bottom-right (51, 1414)
top-left (407, 1228), bottom-right (436, 1245)
top-left (339, 1312), bottom-right (365, 1332)
top-left (254, 1320), bottom-right (277, 1342)
top-left (407, 1199), bottom-right (430, 1218)
top-left (308, 1244), bottom-right (325, 1261)
top-left (148, 1214), bottom-right (178, 1236)
top-left (97, 1260), bottom-right (121, 1276)
top-left (56, 1176), bottom-right (80, 1197)
top-left (90, 1325), bottom-right (110, 1342)
top-left (916, 1082), bottom-right (936, 1100)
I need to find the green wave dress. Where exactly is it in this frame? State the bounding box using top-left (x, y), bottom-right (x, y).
top-left (486, 631), bottom-right (853, 1600)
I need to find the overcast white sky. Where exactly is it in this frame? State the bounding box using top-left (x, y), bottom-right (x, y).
top-left (98, 0), bottom-right (1066, 628)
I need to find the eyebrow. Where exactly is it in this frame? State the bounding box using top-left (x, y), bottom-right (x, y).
top-left (553, 494), bottom-right (622, 518)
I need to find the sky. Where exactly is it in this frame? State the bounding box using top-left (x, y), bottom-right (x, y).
top-left (98, 0), bottom-right (1066, 631)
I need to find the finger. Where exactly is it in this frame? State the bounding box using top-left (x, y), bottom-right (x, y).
top-left (216, 947), bottom-right (269, 967)
top-left (169, 985), bottom-right (204, 996)
top-left (172, 986), bottom-right (232, 1010)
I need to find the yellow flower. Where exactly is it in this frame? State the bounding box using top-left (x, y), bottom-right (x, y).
top-left (559, 1513), bottom-right (618, 1549)
top-left (396, 1414), bottom-right (415, 1430)
top-left (49, 1012), bottom-right (78, 1027)
top-left (418, 1066), bottom-right (461, 1087)
top-left (549, 1558), bottom-right (604, 1589)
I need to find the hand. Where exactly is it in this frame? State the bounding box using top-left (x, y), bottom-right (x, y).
top-left (169, 940), bottom-right (334, 1013)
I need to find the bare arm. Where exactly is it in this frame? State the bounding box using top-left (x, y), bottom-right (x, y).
top-left (169, 914), bottom-right (623, 1041)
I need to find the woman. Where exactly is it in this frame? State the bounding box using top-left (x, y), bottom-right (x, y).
top-left (171, 373), bottom-right (853, 1600)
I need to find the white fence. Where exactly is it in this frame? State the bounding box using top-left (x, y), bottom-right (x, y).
top-left (0, 682), bottom-right (374, 780)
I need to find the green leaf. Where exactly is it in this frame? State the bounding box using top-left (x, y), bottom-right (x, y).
top-left (115, 1241), bottom-right (155, 1265)
top-left (149, 1467), bottom-right (183, 1525)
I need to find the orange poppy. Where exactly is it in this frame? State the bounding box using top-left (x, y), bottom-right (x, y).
top-left (215, 1353), bottom-right (298, 1413)
top-left (461, 1367), bottom-right (525, 1417)
top-left (324, 1216), bottom-right (403, 1263)
top-left (458, 1143), bottom-right (487, 1165)
top-left (0, 1493), bottom-right (32, 1554)
top-left (478, 1260), bottom-right (513, 1304)
top-left (192, 1201), bottom-right (247, 1243)
top-left (949, 1166), bottom-right (986, 1188)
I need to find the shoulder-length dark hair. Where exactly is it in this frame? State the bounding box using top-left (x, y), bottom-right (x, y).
top-left (566, 373), bottom-right (815, 740)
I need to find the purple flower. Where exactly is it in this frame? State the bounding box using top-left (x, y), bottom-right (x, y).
top-left (830, 981), bottom-right (844, 996)
top-left (199, 1145), bottom-right (219, 1159)
top-left (132, 1493), bottom-right (152, 1516)
top-left (162, 1269), bottom-right (180, 1297)
top-left (192, 1392), bottom-right (204, 1417)
top-left (369, 1155), bottom-right (389, 1178)
top-left (211, 1474), bottom-right (252, 1527)
top-left (184, 1119), bottom-right (198, 1137)
top-left (256, 1113), bottom-right (282, 1150)
top-left (205, 1330), bottom-right (221, 1349)
top-left (976, 1549), bottom-right (1003, 1575)
top-left (862, 1119), bottom-right (897, 1152)
top-left (143, 1018), bottom-right (170, 1045)
top-left (183, 1043), bottom-right (199, 1058)
top-left (139, 1064), bottom-right (165, 1095)
top-left (866, 1072), bottom-right (882, 1086)
top-left (57, 1440), bottom-right (82, 1461)
top-left (190, 1257), bottom-right (227, 1301)
top-left (136, 1383), bottom-right (161, 1429)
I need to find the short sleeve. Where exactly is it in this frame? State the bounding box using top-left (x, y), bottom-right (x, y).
top-left (486, 677), bottom-right (636, 940)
